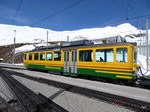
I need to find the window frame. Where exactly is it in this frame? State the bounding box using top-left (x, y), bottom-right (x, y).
top-left (116, 47), bottom-right (128, 63)
top-left (40, 53), bottom-right (46, 61)
top-left (54, 52), bottom-right (61, 61)
top-left (24, 54), bottom-right (26, 60)
top-left (46, 52), bottom-right (53, 61)
top-left (79, 50), bottom-right (93, 62)
top-left (29, 53), bottom-right (32, 60)
top-left (34, 53), bottom-right (39, 60)
top-left (96, 48), bottom-right (114, 62)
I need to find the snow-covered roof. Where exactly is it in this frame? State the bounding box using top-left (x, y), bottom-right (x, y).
top-left (0, 58), bottom-right (3, 61)
top-left (15, 45), bottom-right (35, 53)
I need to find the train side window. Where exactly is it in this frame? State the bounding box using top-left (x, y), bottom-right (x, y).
top-left (79, 50), bottom-right (93, 62)
top-left (46, 52), bottom-right (52, 61)
top-left (54, 52), bottom-right (61, 61)
top-left (29, 54), bottom-right (32, 60)
top-left (96, 50), bottom-right (104, 62)
top-left (34, 53), bottom-right (39, 60)
top-left (116, 48), bottom-right (128, 62)
top-left (40, 53), bottom-right (45, 60)
top-left (64, 51), bottom-right (69, 61)
top-left (96, 49), bottom-right (113, 62)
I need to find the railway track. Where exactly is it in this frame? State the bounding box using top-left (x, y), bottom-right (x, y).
top-left (1, 63), bottom-right (150, 89)
top-left (0, 68), bottom-right (68, 112)
top-left (2, 68), bottom-right (150, 112)
top-left (0, 95), bottom-right (17, 112)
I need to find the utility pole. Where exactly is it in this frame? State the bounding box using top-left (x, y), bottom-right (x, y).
top-left (12, 30), bottom-right (16, 64)
top-left (67, 36), bottom-right (69, 42)
top-left (139, 29), bottom-right (141, 55)
top-left (47, 31), bottom-right (49, 47)
top-left (146, 17), bottom-right (149, 70)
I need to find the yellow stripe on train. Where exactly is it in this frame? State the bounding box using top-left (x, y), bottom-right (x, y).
top-left (116, 75), bottom-right (132, 79)
top-left (95, 70), bottom-right (133, 75)
top-left (78, 65), bottom-right (134, 72)
top-left (45, 66), bottom-right (61, 70)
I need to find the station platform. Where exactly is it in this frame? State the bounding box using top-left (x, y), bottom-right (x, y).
top-left (12, 74), bottom-right (134, 112)
top-left (0, 63), bottom-right (25, 69)
top-left (6, 68), bottom-right (150, 104)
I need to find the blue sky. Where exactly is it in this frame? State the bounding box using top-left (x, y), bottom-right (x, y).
top-left (0, 0), bottom-right (150, 31)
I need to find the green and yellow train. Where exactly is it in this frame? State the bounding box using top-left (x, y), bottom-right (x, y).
top-left (23, 38), bottom-right (140, 81)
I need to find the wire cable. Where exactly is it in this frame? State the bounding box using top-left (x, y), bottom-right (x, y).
top-left (1, 0), bottom-right (150, 44)
top-left (105, 13), bottom-right (150, 26)
top-left (18, 0), bottom-right (85, 33)
top-left (12, 0), bottom-right (23, 24)
top-left (1, 0), bottom-right (23, 42)
top-left (128, 0), bottom-right (140, 27)
top-left (15, 13), bottom-right (150, 41)
top-left (111, 0), bottom-right (125, 17)
top-left (0, 0), bottom-right (84, 43)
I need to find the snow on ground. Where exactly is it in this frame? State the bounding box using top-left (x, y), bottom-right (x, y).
top-left (137, 55), bottom-right (150, 75)
top-left (13, 63), bottom-right (24, 66)
top-left (15, 43), bottom-right (51, 53)
top-left (15, 44), bottom-right (35, 53)
top-left (0, 63), bottom-right (23, 65)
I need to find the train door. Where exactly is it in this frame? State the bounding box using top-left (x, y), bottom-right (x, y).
top-left (71, 50), bottom-right (77, 74)
top-left (64, 50), bottom-right (77, 74)
top-left (64, 51), bottom-right (70, 73)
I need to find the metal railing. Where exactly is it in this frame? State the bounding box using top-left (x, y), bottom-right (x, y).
top-left (138, 45), bottom-right (150, 57)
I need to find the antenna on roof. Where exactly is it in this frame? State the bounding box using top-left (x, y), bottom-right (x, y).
top-left (67, 36), bottom-right (69, 42)
top-left (47, 31), bottom-right (49, 48)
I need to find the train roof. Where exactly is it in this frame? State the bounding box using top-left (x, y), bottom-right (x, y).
top-left (25, 42), bottom-right (136, 53)
top-left (24, 36), bottom-right (136, 53)
top-left (62, 42), bottom-right (137, 50)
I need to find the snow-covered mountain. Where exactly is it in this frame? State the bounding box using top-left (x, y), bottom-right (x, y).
top-left (0, 23), bottom-right (141, 46)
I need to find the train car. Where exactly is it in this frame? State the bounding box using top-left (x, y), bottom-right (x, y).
top-left (23, 36), bottom-right (140, 81)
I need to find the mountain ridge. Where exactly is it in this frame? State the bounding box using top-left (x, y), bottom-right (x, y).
top-left (0, 23), bottom-right (139, 46)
